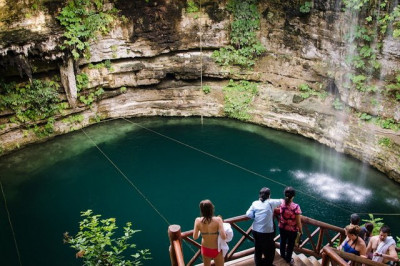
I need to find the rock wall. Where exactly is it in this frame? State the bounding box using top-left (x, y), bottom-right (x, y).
top-left (0, 0), bottom-right (399, 182)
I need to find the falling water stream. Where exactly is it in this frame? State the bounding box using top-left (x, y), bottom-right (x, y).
top-left (0, 117), bottom-right (399, 265)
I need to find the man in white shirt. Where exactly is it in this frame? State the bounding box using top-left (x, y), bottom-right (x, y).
top-left (246, 187), bottom-right (281, 266)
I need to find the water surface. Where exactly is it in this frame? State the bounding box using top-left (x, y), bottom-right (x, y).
top-left (0, 117), bottom-right (399, 265)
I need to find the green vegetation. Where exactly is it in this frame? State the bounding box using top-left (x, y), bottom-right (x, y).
top-left (79, 88), bottom-right (104, 106)
top-left (362, 214), bottom-right (384, 236)
top-left (0, 79), bottom-right (62, 124)
top-left (300, 1), bottom-right (313, 13)
top-left (90, 113), bottom-right (103, 123)
top-left (332, 98), bottom-right (344, 110)
top-left (378, 137), bottom-right (393, 148)
top-left (120, 86), bottom-right (127, 93)
top-left (64, 210), bottom-right (151, 265)
top-left (62, 114), bottom-right (84, 124)
top-left (76, 73), bottom-right (89, 91)
top-left (202, 85), bottom-right (211, 94)
top-left (186, 0), bottom-right (199, 13)
top-left (223, 79), bottom-right (258, 121)
top-left (212, 0), bottom-right (265, 68)
top-left (385, 74), bottom-right (400, 101)
top-left (358, 112), bottom-right (400, 131)
top-left (343, 0), bottom-right (400, 97)
top-left (298, 84), bottom-right (327, 99)
top-left (88, 60), bottom-right (113, 71)
top-left (57, 0), bottom-right (118, 60)
top-left (359, 112), bottom-right (372, 121)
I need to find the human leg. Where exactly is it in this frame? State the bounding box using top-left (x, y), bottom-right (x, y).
top-left (252, 230), bottom-right (266, 266)
top-left (280, 228), bottom-right (288, 259)
top-left (202, 255), bottom-right (212, 266)
top-left (284, 231), bottom-right (297, 263)
top-left (213, 251), bottom-right (225, 266)
top-left (264, 232), bottom-right (276, 266)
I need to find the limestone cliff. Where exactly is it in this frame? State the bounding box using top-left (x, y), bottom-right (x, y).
top-left (0, 0), bottom-right (399, 182)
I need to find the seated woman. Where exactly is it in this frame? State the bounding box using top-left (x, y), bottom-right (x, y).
top-left (338, 224), bottom-right (367, 260)
top-left (193, 199), bottom-right (227, 266)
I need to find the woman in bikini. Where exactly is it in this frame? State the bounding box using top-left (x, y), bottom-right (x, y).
top-left (338, 224), bottom-right (367, 260)
top-left (193, 199), bottom-right (227, 266)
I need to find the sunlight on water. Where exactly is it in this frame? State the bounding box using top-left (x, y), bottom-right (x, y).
top-left (290, 170), bottom-right (372, 203)
top-left (269, 168), bottom-right (282, 172)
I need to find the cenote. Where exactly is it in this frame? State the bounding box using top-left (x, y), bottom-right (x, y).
top-left (0, 117), bottom-right (399, 266)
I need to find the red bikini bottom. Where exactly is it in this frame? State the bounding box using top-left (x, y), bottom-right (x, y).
top-left (201, 246), bottom-right (220, 258)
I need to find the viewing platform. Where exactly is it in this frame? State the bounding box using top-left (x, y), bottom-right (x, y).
top-left (168, 214), bottom-right (400, 266)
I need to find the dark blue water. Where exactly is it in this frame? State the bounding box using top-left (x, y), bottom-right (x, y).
top-left (0, 117), bottom-right (399, 265)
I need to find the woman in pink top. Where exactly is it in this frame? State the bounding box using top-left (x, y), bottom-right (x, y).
top-left (279, 187), bottom-right (302, 265)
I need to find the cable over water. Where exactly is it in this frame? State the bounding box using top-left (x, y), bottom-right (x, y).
top-left (81, 128), bottom-right (170, 226)
top-left (0, 179), bottom-right (23, 266)
top-left (122, 118), bottom-right (400, 217)
top-left (81, 128), bottom-right (199, 254)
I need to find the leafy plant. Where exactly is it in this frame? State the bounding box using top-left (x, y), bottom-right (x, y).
top-left (76, 73), bottom-right (89, 91)
top-left (57, 0), bottom-right (118, 60)
top-left (120, 86), bottom-right (127, 93)
top-left (79, 88), bottom-right (104, 106)
top-left (64, 210), bottom-right (151, 265)
top-left (299, 84), bottom-right (316, 99)
top-left (0, 79), bottom-right (63, 124)
top-left (212, 0), bottom-right (265, 68)
top-left (359, 112), bottom-right (372, 121)
top-left (186, 0), bottom-right (199, 13)
top-left (362, 214), bottom-right (384, 236)
top-left (202, 85), bottom-right (211, 94)
top-left (332, 98), bottom-right (344, 110)
top-left (378, 137), bottom-right (392, 147)
top-left (343, 0), bottom-right (400, 96)
top-left (298, 84), bottom-right (326, 99)
top-left (385, 74), bottom-right (400, 101)
top-left (63, 114), bottom-right (84, 124)
top-left (300, 1), bottom-right (312, 13)
top-left (31, 118), bottom-right (56, 138)
top-left (223, 79), bottom-right (258, 121)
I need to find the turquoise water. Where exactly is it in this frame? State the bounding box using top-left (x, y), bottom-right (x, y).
top-left (0, 117), bottom-right (399, 265)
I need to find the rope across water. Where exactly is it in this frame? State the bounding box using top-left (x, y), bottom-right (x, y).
top-left (0, 179), bottom-right (22, 266)
top-left (121, 118), bottom-right (400, 217)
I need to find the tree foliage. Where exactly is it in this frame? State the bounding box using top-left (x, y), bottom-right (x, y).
top-left (212, 0), bottom-right (265, 68)
top-left (64, 210), bottom-right (151, 266)
top-left (57, 0), bottom-right (118, 60)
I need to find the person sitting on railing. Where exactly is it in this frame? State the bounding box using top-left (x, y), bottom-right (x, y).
top-left (193, 199), bottom-right (227, 266)
top-left (366, 225), bottom-right (397, 263)
top-left (338, 224), bottom-right (367, 260)
top-left (278, 187), bottom-right (302, 266)
top-left (246, 187), bottom-right (281, 266)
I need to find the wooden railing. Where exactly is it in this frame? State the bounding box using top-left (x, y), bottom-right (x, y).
top-left (168, 214), bottom-right (346, 266)
top-left (321, 246), bottom-right (398, 266)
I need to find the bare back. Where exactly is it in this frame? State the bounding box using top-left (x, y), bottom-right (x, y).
top-left (193, 216), bottom-right (225, 249)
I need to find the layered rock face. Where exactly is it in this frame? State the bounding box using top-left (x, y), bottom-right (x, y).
top-left (0, 0), bottom-right (399, 182)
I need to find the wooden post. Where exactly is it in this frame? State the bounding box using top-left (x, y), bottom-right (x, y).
top-left (168, 224), bottom-right (182, 266)
top-left (316, 228), bottom-right (324, 253)
top-left (321, 251), bottom-right (328, 266)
